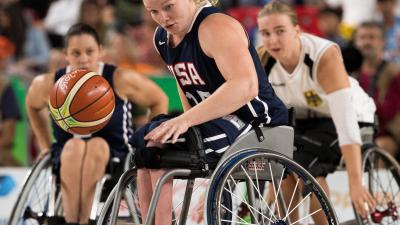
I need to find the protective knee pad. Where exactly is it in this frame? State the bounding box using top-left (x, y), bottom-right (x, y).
top-left (134, 147), bottom-right (162, 169)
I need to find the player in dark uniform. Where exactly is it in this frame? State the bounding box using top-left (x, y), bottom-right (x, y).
top-left (26, 23), bottom-right (168, 225)
top-left (131, 1), bottom-right (288, 224)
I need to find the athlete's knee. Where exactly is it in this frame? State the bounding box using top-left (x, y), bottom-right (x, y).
top-left (86, 137), bottom-right (110, 164)
top-left (61, 138), bottom-right (85, 163)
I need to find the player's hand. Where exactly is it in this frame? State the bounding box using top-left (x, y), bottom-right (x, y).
top-left (349, 181), bottom-right (376, 218)
top-left (144, 115), bottom-right (190, 144)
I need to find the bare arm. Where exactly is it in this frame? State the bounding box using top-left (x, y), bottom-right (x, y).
top-left (26, 74), bottom-right (53, 153)
top-left (114, 68), bottom-right (168, 119)
top-left (182, 14), bottom-right (258, 126)
top-left (317, 46), bottom-right (375, 217)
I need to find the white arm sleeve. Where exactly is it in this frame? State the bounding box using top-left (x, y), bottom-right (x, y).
top-left (326, 88), bottom-right (362, 146)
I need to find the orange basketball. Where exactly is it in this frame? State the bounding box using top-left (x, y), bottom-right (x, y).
top-left (49, 69), bottom-right (115, 135)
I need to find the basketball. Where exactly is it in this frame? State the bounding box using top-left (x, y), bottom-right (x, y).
top-left (48, 69), bottom-right (115, 135)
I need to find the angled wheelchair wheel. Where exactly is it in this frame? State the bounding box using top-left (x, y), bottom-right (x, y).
top-left (355, 147), bottom-right (400, 225)
top-left (206, 149), bottom-right (339, 225)
top-left (97, 169), bottom-right (141, 225)
top-left (9, 154), bottom-right (59, 225)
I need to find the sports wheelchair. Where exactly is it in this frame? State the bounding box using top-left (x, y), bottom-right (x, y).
top-left (8, 152), bottom-right (135, 225)
top-left (97, 116), bottom-right (340, 225)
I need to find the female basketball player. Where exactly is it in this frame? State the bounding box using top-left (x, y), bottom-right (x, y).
top-left (257, 1), bottom-right (376, 222)
top-left (132, 0), bottom-right (288, 224)
top-left (26, 23), bottom-right (168, 225)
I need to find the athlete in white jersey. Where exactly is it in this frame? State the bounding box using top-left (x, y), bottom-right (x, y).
top-left (257, 1), bottom-right (376, 223)
top-left (267, 33), bottom-right (375, 122)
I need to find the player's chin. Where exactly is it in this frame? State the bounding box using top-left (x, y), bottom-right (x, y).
top-left (165, 24), bottom-right (179, 33)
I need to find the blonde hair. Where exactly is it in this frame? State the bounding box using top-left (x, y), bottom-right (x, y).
top-left (194, 0), bottom-right (218, 6)
top-left (258, 1), bottom-right (298, 25)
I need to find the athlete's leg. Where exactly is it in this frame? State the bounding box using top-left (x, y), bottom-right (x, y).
top-left (149, 168), bottom-right (173, 225)
top-left (137, 168), bottom-right (153, 223)
top-left (60, 138), bottom-right (86, 223)
top-left (79, 137), bottom-right (110, 224)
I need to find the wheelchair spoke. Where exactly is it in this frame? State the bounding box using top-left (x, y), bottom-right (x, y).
top-left (221, 203), bottom-right (257, 224)
top-left (252, 161), bottom-right (265, 225)
top-left (227, 174), bottom-right (263, 220)
top-left (284, 177), bottom-right (300, 220)
top-left (282, 192), bottom-right (312, 221)
top-left (221, 219), bottom-right (257, 225)
top-left (268, 161), bottom-right (284, 219)
top-left (290, 207), bottom-right (322, 225)
top-left (239, 163), bottom-right (278, 221)
top-left (172, 179), bottom-right (207, 215)
top-left (223, 186), bottom-right (273, 223)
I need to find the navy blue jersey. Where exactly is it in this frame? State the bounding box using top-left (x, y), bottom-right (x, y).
top-left (154, 6), bottom-right (288, 125)
top-left (51, 63), bottom-right (133, 158)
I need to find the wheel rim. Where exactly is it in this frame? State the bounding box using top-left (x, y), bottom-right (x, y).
top-left (207, 149), bottom-right (338, 225)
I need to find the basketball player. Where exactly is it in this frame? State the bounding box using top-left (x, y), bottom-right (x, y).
top-left (26, 23), bottom-right (168, 225)
top-left (257, 1), bottom-right (376, 222)
top-left (131, 0), bottom-right (288, 224)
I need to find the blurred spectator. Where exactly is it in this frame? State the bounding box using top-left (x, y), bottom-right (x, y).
top-left (318, 6), bottom-right (348, 48)
top-left (295, 4), bottom-right (322, 36)
top-left (226, 6), bottom-right (261, 43)
top-left (325, 0), bottom-right (377, 27)
top-left (375, 0), bottom-right (400, 65)
top-left (20, 0), bottom-right (52, 20)
top-left (79, 0), bottom-right (113, 43)
top-left (44, 0), bottom-right (83, 48)
top-left (103, 30), bottom-right (163, 76)
top-left (0, 36), bottom-right (21, 166)
top-left (122, 7), bottom-right (168, 76)
top-left (0, 3), bottom-right (50, 79)
top-left (0, 4), bottom-right (27, 60)
top-left (354, 21), bottom-right (400, 158)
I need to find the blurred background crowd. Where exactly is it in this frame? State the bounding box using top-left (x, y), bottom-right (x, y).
top-left (0, 0), bottom-right (399, 167)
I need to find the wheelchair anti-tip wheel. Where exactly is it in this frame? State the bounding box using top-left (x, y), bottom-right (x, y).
top-left (356, 147), bottom-right (400, 225)
top-left (206, 148), bottom-right (339, 225)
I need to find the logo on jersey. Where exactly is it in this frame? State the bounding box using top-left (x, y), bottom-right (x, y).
top-left (304, 90), bottom-right (323, 107)
top-left (167, 63), bottom-right (205, 87)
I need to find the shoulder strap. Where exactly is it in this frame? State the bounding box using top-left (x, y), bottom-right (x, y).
top-left (304, 53), bottom-right (314, 79)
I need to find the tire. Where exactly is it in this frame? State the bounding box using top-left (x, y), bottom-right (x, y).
top-left (206, 149), bottom-right (339, 225)
top-left (9, 154), bottom-right (56, 225)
